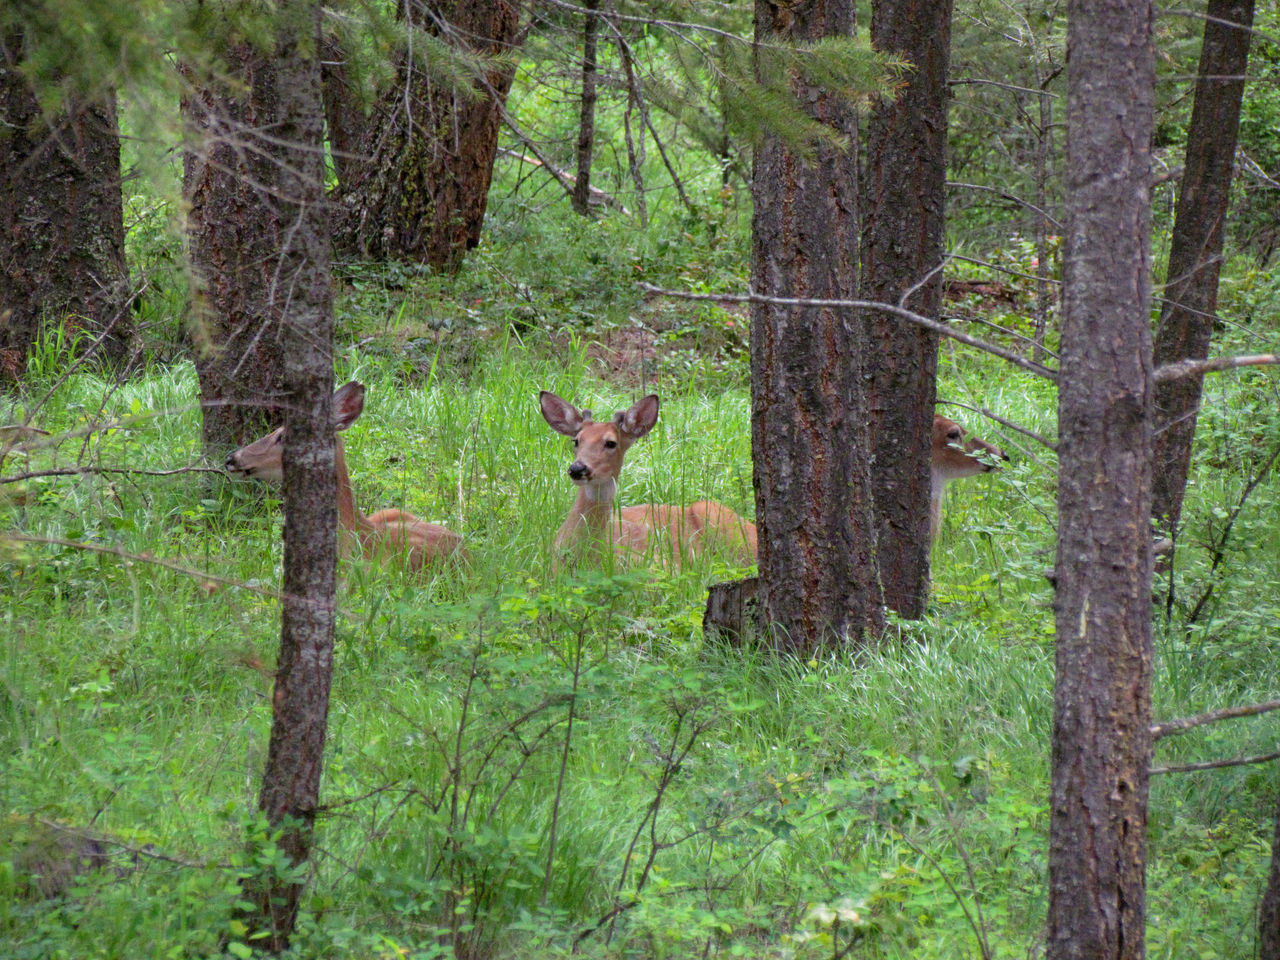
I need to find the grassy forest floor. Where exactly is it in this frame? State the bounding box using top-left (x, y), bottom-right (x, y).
top-left (3, 161), bottom-right (1280, 959)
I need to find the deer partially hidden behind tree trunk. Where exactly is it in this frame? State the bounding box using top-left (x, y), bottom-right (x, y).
top-left (930, 413), bottom-right (1007, 540)
top-left (227, 381), bottom-right (464, 572)
top-left (539, 390), bottom-right (758, 569)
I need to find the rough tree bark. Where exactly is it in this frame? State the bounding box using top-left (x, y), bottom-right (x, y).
top-left (334, 0), bottom-right (523, 272)
top-left (1047, 1), bottom-right (1154, 958)
top-left (859, 0), bottom-right (953, 618)
top-left (182, 36), bottom-right (293, 460)
top-left (571, 0), bottom-right (599, 216)
top-left (0, 30), bottom-right (135, 380)
top-left (320, 30), bottom-right (370, 197)
top-left (750, 0), bottom-right (885, 654)
top-left (1260, 776), bottom-right (1280, 959)
top-left (236, 2), bottom-right (339, 950)
top-left (1150, 0), bottom-right (1254, 540)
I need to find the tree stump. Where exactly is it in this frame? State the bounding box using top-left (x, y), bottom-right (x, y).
top-left (703, 577), bottom-right (760, 646)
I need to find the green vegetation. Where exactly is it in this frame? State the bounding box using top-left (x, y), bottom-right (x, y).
top-left (4, 11), bottom-right (1280, 958)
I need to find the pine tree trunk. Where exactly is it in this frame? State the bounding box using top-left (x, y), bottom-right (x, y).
top-left (1259, 775), bottom-right (1280, 959)
top-left (235, 2), bottom-right (338, 950)
top-left (182, 37), bottom-right (292, 460)
top-left (334, 0), bottom-right (523, 272)
top-left (1150, 0), bottom-right (1254, 539)
top-left (320, 31), bottom-right (370, 197)
top-left (750, 0), bottom-right (884, 654)
top-left (0, 29), bottom-right (135, 380)
top-left (571, 0), bottom-right (600, 217)
top-left (1047, 2), bottom-right (1155, 958)
top-left (859, 0), bottom-right (952, 618)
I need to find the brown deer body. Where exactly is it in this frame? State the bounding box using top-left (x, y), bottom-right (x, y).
top-left (539, 391), bottom-right (757, 568)
top-left (227, 382), bottom-right (464, 572)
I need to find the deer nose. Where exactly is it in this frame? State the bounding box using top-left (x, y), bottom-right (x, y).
top-left (568, 461), bottom-right (590, 481)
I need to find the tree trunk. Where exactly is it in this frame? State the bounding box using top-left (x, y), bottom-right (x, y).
top-left (0, 30), bottom-right (135, 381)
top-left (236, 3), bottom-right (339, 950)
top-left (320, 30), bottom-right (370, 197)
top-left (182, 36), bottom-right (300, 462)
top-left (1047, 2), bottom-right (1154, 958)
top-left (750, 0), bottom-right (885, 655)
top-left (1150, 0), bottom-right (1254, 539)
top-left (859, 0), bottom-right (953, 618)
top-left (1259, 774), bottom-right (1280, 959)
top-left (334, 0), bottom-right (523, 272)
top-left (571, 0), bottom-right (599, 217)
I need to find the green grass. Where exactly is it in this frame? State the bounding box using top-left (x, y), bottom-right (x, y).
top-left (4, 319), bottom-right (1278, 958)
top-left (4, 175), bottom-right (1280, 957)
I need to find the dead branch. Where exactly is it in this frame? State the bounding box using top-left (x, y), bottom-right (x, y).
top-left (1151, 750), bottom-right (1280, 776)
top-left (1153, 353), bottom-right (1280, 383)
top-left (2, 533), bottom-right (283, 600)
top-left (1151, 698), bottom-right (1280, 741)
top-left (639, 283), bottom-right (1059, 382)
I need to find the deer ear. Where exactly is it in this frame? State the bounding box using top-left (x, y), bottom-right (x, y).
top-left (539, 390), bottom-right (588, 437)
top-left (615, 394), bottom-right (659, 439)
top-left (332, 381), bottom-right (366, 431)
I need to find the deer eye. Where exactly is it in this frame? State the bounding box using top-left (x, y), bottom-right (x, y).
top-left (572, 438), bottom-right (579, 448)
top-left (604, 439), bottom-right (617, 449)
top-left (947, 430), bottom-right (962, 442)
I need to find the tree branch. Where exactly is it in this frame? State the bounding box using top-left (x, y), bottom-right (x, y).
top-left (1151, 750), bottom-right (1280, 776)
top-left (639, 283), bottom-right (1059, 382)
top-left (1152, 353), bottom-right (1280, 383)
top-left (1151, 698), bottom-right (1280, 740)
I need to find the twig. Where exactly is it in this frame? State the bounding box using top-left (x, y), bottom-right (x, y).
top-left (937, 400), bottom-right (1058, 452)
top-left (2, 533), bottom-right (283, 600)
top-left (2, 464), bottom-right (226, 485)
top-left (947, 180), bottom-right (1064, 230)
top-left (1153, 353), bottom-right (1280, 384)
top-left (639, 283), bottom-right (1059, 382)
top-left (1151, 750), bottom-right (1280, 776)
top-left (1151, 698), bottom-right (1280, 741)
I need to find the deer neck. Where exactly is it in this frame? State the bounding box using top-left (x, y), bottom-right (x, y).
top-left (335, 439), bottom-right (374, 539)
top-left (558, 478), bottom-right (618, 551)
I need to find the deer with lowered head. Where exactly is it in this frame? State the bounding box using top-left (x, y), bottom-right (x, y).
top-left (539, 390), bottom-right (757, 568)
top-left (929, 413), bottom-right (1007, 540)
top-left (226, 381), bottom-right (464, 572)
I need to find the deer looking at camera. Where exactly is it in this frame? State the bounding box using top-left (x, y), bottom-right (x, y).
top-left (227, 381), bottom-right (464, 572)
top-left (539, 390), bottom-right (758, 568)
top-left (930, 413), bottom-right (1007, 540)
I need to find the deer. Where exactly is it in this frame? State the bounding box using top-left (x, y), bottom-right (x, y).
top-left (226, 381), bottom-right (465, 572)
top-left (930, 413), bottom-right (1007, 540)
top-left (539, 390), bottom-right (758, 568)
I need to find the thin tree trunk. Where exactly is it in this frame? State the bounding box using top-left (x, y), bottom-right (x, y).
top-left (571, 0), bottom-right (600, 216)
top-left (859, 0), bottom-right (953, 618)
top-left (335, 0), bottom-right (523, 272)
top-left (1047, 1), bottom-right (1154, 958)
top-left (1150, 0), bottom-right (1254, 539)
top-left (750, 0), bottom-right (885, 654)
top-left (237, 1), bottom-right (338, 950)
top-left (0, 30), bottom-right (135, 381)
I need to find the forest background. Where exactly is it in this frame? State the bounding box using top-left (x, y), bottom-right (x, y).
top-left (2, 0), bottom-right (1280, 957)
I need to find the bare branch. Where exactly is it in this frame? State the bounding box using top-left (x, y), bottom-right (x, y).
top-left (639, 283), bottom-right (1060, 382)
top-left (937, 399), bottom-right (1058, 452)
top-left (1151, 750), bottom-right (1280, 776)
top-left (2, 464), bottom-right (225, 485)
top-left (1151, 698), bottom-right (1280, 741)
top-left (1153, 353), bottom-right (1280, 383)
top-left (2, 533), bottom-right (283, 600)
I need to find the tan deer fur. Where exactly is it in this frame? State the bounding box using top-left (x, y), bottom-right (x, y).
top-left (539, 391), bottom-right (757, 568)
top-left (226, 381), bottom-right (464, 572)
